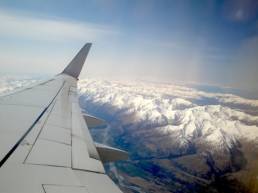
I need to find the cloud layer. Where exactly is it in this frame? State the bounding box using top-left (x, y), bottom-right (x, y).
top-left (0, 9), bottom-right (119, 42)
top-left (0, 76), bottom-right (39, 95)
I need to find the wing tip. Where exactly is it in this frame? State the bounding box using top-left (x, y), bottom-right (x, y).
top-left (62, 43), bottom-right (92, 79)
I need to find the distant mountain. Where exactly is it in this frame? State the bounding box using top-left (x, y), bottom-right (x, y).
top-left (78, 79), bottom-right (258, 193)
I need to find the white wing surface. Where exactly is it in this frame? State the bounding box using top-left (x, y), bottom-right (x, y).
top-left (0, 43), bottom-right (127, 193)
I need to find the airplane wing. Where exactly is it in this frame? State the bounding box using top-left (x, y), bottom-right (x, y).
top-left (0, 43), bottom-right (128, 193)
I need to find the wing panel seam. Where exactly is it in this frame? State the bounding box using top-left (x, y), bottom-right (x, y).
top-left (0, 81), bottom-right (65, 167)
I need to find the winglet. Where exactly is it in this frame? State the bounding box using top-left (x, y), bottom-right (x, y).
top-left (62, 43), bottom-right (92, 79)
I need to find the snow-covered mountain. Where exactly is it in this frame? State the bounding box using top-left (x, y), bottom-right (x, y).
top-left (78, 79), bottom-right (258, 193)
top-left (78, 79), bottom-right (258, 151)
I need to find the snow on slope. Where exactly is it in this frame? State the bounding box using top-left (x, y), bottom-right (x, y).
top-left (78, 79), bottom-right (258, 150)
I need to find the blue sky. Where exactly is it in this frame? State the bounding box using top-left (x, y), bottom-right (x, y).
top-left (0, 0), bottom-right (257, 90)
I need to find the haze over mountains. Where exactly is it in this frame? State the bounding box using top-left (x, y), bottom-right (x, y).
top-left (1, 76), bottom-right (258, 192)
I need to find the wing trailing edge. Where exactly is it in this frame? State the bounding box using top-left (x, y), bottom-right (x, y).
top-left (62, 43), bottom-right (92, 79)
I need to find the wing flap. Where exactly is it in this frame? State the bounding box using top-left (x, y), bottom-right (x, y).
top-left (95, 143), bottom-right (128, 163)
top-left (71, 102), bottom-right (105, 173)
top-left (83, 114), bottom-right (106, 128)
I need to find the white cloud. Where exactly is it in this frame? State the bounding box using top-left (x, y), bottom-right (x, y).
top-left (0, 9), bottom-right (119, 42)
top-left (0, 9), bottom-right (121, 75)
top-left (0, 76), bottom-right (40, 96)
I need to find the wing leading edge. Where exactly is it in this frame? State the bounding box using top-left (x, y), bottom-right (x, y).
top-left (0, 43), bottom-right (127, 193)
